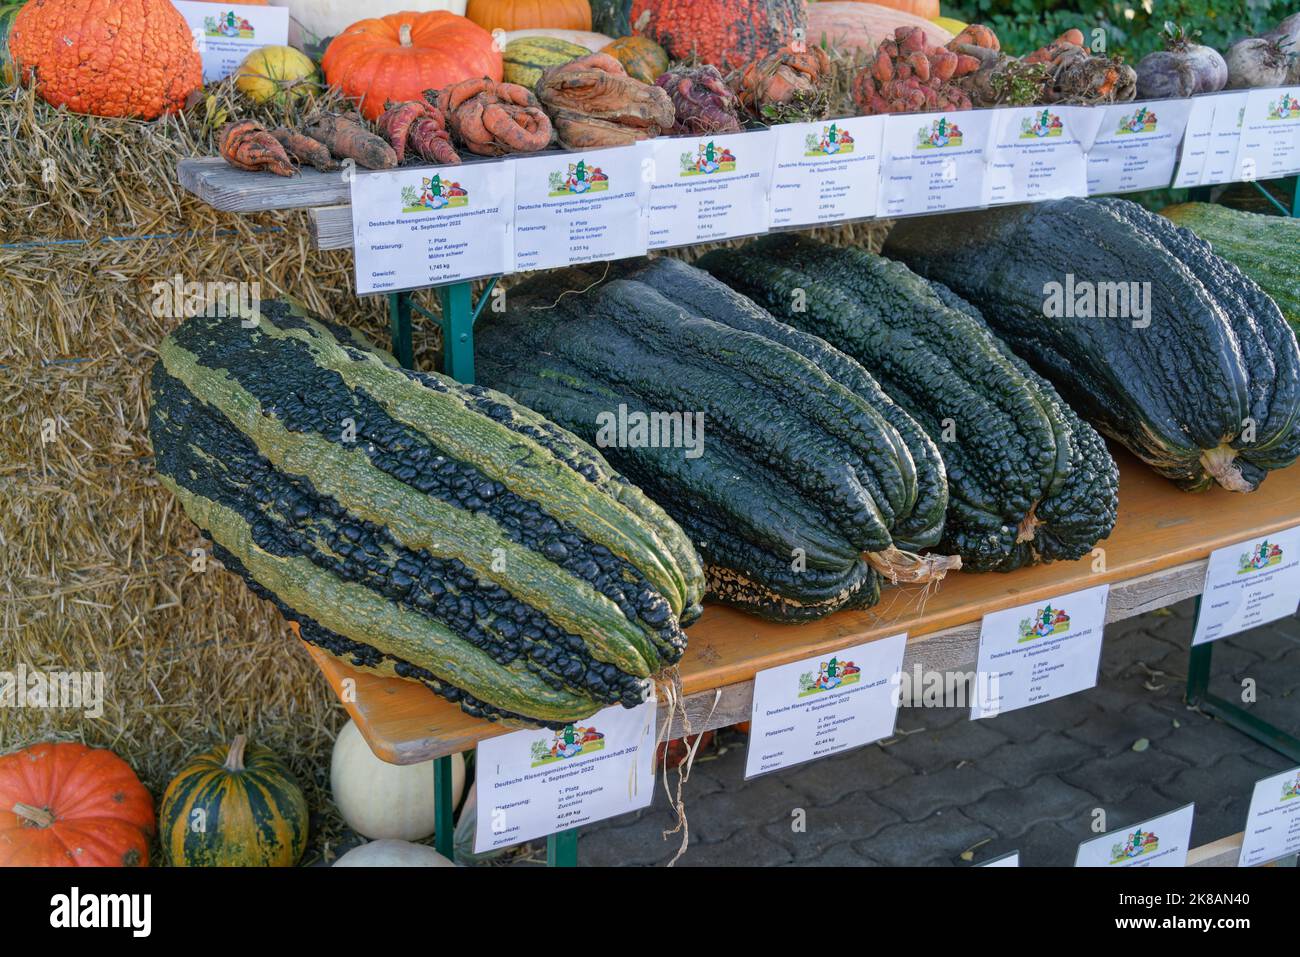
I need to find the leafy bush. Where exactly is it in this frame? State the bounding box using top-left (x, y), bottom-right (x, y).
top-left (942, 0), bottom-right (1295, 60)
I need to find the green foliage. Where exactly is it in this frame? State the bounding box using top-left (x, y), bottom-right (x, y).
top-left (942, 0), bottom-right (1293, 60)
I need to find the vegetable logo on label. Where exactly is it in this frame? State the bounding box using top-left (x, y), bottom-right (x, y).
top-left (401, 175), bottom-right (469, 213)
top-left (804, 123), bottom-right (855, 157)
top-left (1018, 605), bottom-right (1070, 642)
top-left (1110, 828), bottom-right (1159, 863)
top-left (204, 12), bottom-right (254, 39)
top-left (548, 159), bottom-right (609, 196)
top-left (916, 118), bottom-right (963, 149)
top-left (1266, 94), bottom-right (1300, 121)
top-left (680, 141), bottom-right (736, 176)
top-left (530, 724), bottom-right (606, 766)
top-left (1283, 774), bottom-right (1300, 801)
top-left (1237, 539), bottom-right (1283, 575)
top-left (797, 657), bottom-right (862, 697)
top-left (1116, 107), bottom-right (1158, 135)
top-left (1020, 110), bottom-right (1064, 139)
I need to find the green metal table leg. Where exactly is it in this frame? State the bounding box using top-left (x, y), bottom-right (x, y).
top-left (388, 291), bottom-right (415, 368)
top-left (1292, 175), bottom-right (1299, 218)
top-left (434, 755), bottom-right (456, 859)
top-left (1186, 597), bottom-right (1300, 763)
top-left (437, 283), bottom-right (476, 384)
top-left (547, 828), bottom-right (579, 867)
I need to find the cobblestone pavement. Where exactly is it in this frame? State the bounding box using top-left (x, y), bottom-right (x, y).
top-left (568, 600), bottom-right (1300, 866)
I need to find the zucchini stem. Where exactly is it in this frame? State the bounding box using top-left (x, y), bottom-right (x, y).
top-left (865, 546), bottom-right (962, 584)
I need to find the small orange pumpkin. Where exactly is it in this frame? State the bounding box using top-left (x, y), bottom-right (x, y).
top-left (0, 742), bottom-right (155, 867)
top-left (600, 35), bottom-right (669, 84)
top-left (322, 11), bottom-right (503, 120)
top-left (466, 0), bottom-right (592, 32)
top-left (10, 0), bottom-right (203, 119)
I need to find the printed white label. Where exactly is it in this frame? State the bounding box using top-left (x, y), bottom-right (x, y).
top-left (1235, 87), bottom-right (1300, 180)
top-left (1075, 804), bottom-right (1195, 868)
top-left (351, 162), bottom-right (515, 294)
top-left (1192, 525), bottom-right (1300, 645)
top-left (1086, 99), bottom-right (1193, 195)
top-left (980, 851), bottom-right (1020, 867)
top-left (175, 2), bottom-right (290, 83)
top-left (1201, 91), bottom-right (1250, 185)
top-left (513, 144), bottom-right (649, 271)
top-left (1172, 95), bottom-right (1218, 188)
top-left (986, 105), bottom-right (1103, 204)
top-left (646, 130), bottom-right (774, 249)
top-left (768, 117), bottom-right (885, 227)
top-left (971, 583), bottom-right (1109, 719)
top-left (1239, 765), bottom-right (1300, 867)
top-left (474, 698), bottom-right (656, 853)
top-left (878, 109), bottom-right (994, 216)
top-left (743, 633), bottom-right (907, 779)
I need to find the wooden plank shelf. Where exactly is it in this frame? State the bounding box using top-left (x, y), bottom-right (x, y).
top-left (304, 449), bottom-right (1300, 764)
top-left (178, 157), bottom-right (351, 212)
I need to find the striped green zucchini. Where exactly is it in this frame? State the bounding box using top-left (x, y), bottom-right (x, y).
top-left (148, 300), bottom-right (705, 726)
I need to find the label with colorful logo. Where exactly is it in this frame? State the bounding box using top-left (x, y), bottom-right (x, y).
top-left (770, 117), bottom-right (884, 228)
top-left (514, 144), bottom-right (649, 271)
top-left (1267, 93), bottom-right (1300, 121)
top-left (174, 1), bottom-right (289, 82)
top-left (1240, 767), bottom-right (1300, 866)
top-left (1076, 804), bottom-right (1194, 868)
top-left (1193, 523), bottom-right (1300, 646)
top-left (1236, 87), bottom-right (1300, 180)
top-left (647, 130), bottom-right (773, 249)
top-left (1087, 98), bottom-right (1193, 195)
top-left (971, 583), bottom-right (1108, 719)
top-left (878, 108), bottom-right (995, 216)
top-left (351, 162), bottom-right (516, 294)
top-left (916, 116), bottom-right (963, 148)
top-left (744, 634), bottom-right (906, 779)
top-left (474, 697), bottom-right (656, 853)
top-left (988, 105), bottom-right (1101, 205)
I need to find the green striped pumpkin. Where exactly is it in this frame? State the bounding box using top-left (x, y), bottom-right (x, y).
top-left (147, 300), bottom-right (704, 726)
top-left (502, 36), bottom-right (590, 88)
top-left (160, 736), bottom-right (308, 867)
top-left (0, 3), bottom-right (21, 86)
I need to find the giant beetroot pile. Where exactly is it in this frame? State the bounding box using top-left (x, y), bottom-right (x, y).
top-left (852, 26), bottom-right (976, 114)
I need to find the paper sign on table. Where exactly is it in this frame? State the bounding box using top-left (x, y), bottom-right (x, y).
top-left (645, 130), bottom-right (773, 249)
top-left (1086, 99), bottom-right (1192, 195)
top-left (743, 633), bottom-right (907, 779)
top-left (1191, 524), bottom-right (1300, 646)
top-left (1172, 94), bottom-right (1218, 188)
top-left (985, 105), bottom-right (1102, 204)
top-left (351, 161), bottom-right (515, 295)
top-left (768, 117), bottom-right (885, 228)
top-left (513, 144), bottom-right (649, 271)
top-left (474, 698), bottom-right (656, 853)
top-left (174, 2), bottom-right (289, 83)
top-left (1234, 86), bottom-right (1300, 181)
top-left (1074, 804), bottom-right (1195, 867)
top-left (1200, 91), bottom-right (1250, 185)
top-left (878, 109), bottom-right (993, 216)
top-left (970, 583), bottom-right (1109, 719)
top-left (1238, 765), bottom-right (1300, 867)
top-left (979, 851), bottom-right (1020, 867)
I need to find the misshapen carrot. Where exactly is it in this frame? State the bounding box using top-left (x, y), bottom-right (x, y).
top-left (220, 120), bottom-right (295, 176)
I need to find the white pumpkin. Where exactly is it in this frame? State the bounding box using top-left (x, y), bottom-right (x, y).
top-left (274, 1), bottom-right (469, 49)
top-left (499, 29), bottom-right (615, 52)
top-left (330, 719), bottom-right (466, 841)
top-left (334, 839), bottom-right (455, 867)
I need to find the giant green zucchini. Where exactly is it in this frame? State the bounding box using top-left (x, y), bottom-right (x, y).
top-left (1161, 203), bottom-right (1300, 337)
top-left (884, 198), bottom-right (1300, 493)
top-left (699, 235), bottom-right (1120, 573)
top-left (476, 266), bottom-right (956, 621)
top-left (147, 300), bottom-right (705, 727)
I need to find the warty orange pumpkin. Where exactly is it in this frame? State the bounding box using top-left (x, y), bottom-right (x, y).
top-left (10, 0), bottom-right (203, 119)
top-left (629, 0), bottom-right (805, 71)
top-left (0, 742), bottom-right (155, 867)
top-left (466, 0), bottom-right (593, 32)
top-left (322, 10), bottom-right (503, 121)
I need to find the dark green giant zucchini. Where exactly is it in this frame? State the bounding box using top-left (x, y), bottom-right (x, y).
top-left (476, 266), bottom-right (956, 621)
top-left (148, 300), bottom-right (705, 727)
top-left (699, 235), bottom-right (1120, 572)
top-left (883, 198), bottom-right (1300, 493)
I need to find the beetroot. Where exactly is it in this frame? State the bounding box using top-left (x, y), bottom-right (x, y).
top-left (1136, 24), bottom-right (1228, 98)
top-left (655, 64), bottom-right (743, 135)
top-left (1225, 34), bottom-right (1291, 89)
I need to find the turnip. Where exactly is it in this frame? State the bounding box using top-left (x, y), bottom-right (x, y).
top-left (1136, 23), bottom-right (1228, 98)
top-left (1225, 35), bottom-right (1291, 89)
top-left (1263, 13), bottom-right (1300, 82)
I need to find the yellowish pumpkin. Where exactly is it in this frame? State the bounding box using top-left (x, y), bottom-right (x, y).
top-left (235, 45), bottom-right (320, 105)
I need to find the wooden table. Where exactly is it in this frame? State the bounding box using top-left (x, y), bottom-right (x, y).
top-left (304, 450), bottom-right (1300, 765)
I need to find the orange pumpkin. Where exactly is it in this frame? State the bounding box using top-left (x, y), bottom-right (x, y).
top-left (630, 0), bottom-right (805, 71)
top-left (823, 0), bottom-right (940, 21)
top-left (0, 742), bottom-right (155, 867)
top-left (322, 11), bottom-right (503, 121)
top-left (600, 35), bottom-right (669, 84)
top-left (10, 0), bottom-right (203, 119)
top-left (466, 0), bottom-right (592, 32)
